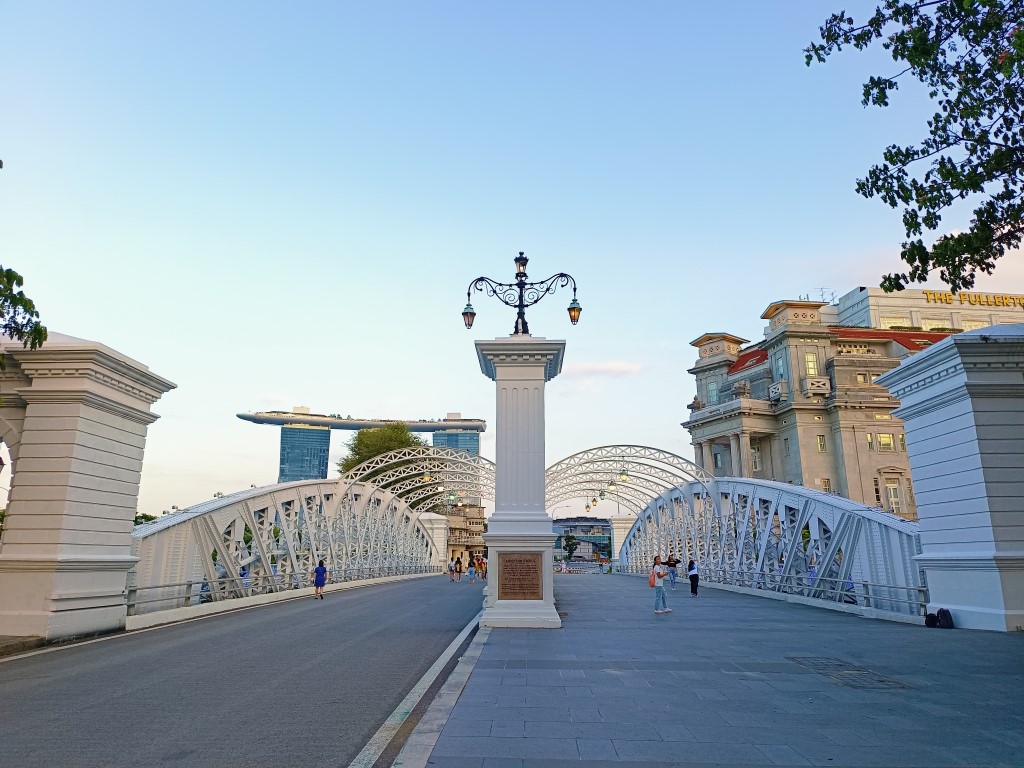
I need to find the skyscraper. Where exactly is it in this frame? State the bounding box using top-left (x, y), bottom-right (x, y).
top-left (278, 424), bottom-right (330, 482)
top-left (432, 429), bottom-right (480, 455)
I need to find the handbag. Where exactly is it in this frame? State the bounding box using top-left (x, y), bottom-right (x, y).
top-left (648, 570), bottom-right (656, 588)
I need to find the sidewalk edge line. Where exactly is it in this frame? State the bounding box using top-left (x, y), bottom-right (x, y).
top-left (347, 610), bottom-right (483, 768)
top-left (390, 623), bottom-right (491, 768)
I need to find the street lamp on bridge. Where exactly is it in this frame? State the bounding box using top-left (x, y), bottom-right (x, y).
top-left (465, 251), bottom-right (582, 628)
top-left (462, 252), bottom-right (582, 335)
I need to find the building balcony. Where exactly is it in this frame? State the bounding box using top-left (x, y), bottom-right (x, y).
top-left (685, 396), bottom-right (775, 426)
top-left (768, 381), bottom-right (789, 401)
top-left (801, 376), bottom-right (831, 397)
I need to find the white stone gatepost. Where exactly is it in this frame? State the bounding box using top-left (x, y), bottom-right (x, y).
top-left (877, 325), bottom-right (1024, 631)
top-left (0, 333), bottom-right (175, 640)
top-left (610, 514), bottom-right (636, 571)
top-left (476, 336), bottom-right (563, 628)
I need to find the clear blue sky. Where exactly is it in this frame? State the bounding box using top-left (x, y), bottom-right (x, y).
top-left (3, 2), bottom-right (1020, 515)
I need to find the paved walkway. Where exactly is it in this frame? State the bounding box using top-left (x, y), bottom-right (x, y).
top-left (415, 574), bottom-right (1024, 768)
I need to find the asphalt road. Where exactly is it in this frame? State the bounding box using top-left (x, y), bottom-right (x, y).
top-left (0, 576), bottom-right (483, 768)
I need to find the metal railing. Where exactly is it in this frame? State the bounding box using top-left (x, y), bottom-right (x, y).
top-left (126, 564), bottom-right (443, 616)
top-left (698, 566), bottom-right (928, 615)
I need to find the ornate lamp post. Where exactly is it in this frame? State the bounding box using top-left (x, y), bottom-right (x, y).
top-left (462, 252), bottom-right (581, 336)
top-left (465, 252), bottom-right (582, 628)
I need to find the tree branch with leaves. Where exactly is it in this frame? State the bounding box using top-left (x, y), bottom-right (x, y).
top-left (807, 0), bottom-right (1024, 292)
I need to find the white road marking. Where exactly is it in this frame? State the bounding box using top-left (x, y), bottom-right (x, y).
top-left (346, 611), bottom-right (482, 768)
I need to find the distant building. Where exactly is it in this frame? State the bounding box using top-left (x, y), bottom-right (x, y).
top-left (553, 516), bottom-right (612, 560)
top-left (432, 413), bottom-right (481, 456)
top-left (682, 287), bottom-right (1024, 521)
top-left (278, 408), bottom-right (330, 482)
top-left (239, 406), bottom-right (486, 482)
top-left (447, 503), bottom-right (486, 564)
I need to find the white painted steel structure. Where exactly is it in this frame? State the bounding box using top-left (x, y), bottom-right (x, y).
top-left (130, 447), bottom-right (496, 614)
top-left (545, 445), bottom-right (713, 513)
top-left (130, 444), bottom-right (925, 619)
top-left (618, 478), bottom-right (925, 617)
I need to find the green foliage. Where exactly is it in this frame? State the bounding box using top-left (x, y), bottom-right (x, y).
top-left (0, 266), bottom-right (47, 365)
top-left (807, 0), bottom-right (1024, 292)
top-left (562, 534), bottom-right (580, 559)
top-left (337, 423), bottom-right (426, 476)
top-left (133, 512), bottom-right (158, 525)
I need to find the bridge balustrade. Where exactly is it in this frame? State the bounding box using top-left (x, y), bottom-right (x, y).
top-left (617, 478), bottom-right (926, 619)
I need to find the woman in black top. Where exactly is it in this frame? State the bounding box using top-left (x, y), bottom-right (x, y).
top-left (687, 559), bottom-right (699, 596)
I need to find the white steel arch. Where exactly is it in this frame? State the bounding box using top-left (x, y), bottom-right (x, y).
top-left (544, 445), bottom-right (715, 513)
top-left (130, 447), bottom-right (497, 614)
top-left (618, 478), bottom-right (924, 617)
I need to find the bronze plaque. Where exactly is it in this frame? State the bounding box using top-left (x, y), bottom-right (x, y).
top-left (497, 552), bottom-right (543, 601)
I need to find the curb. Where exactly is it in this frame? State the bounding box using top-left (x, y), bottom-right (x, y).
top-left (391, 623), bottom-right (491, 768)
top-left (126, 572), bottom-right (438, 631)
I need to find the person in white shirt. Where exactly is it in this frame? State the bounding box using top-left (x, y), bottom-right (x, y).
top-left (652, 555), bottom-right (671, 614)
top-left (687, 559), bottom-right (699, 597)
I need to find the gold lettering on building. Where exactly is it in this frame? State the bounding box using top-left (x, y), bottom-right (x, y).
top-left (923, 290), bottom-right (1024, 310)
top-left (498, 552), bottom-right (543, 601)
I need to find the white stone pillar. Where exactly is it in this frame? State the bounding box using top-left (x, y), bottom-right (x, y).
top-left (728, 433), bottom-right (740, 477)
top-left (417, 512), bottom-right (449, 568)
top-left (475, 336), bottom-right (564, 628)
top-left (610, 514), bottom-right (636, 569)
top-left (0, 336), bottom-right (175, 640)
top-left (738, 432), bottom-right (752, 477)
top-left (701, 442), bottom-right (714, 475)
top-left (878, 326), bottom-right (1024, 631)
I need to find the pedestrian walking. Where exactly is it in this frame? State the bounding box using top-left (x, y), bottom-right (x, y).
top-left (313, 559), bottom-right (327, 600)
top-left (479, 556), bottom-right (487, 580)
top-left (448, 558), bottom-right (455, 582)
top-left (454, 556), bottom-right (463, 583)
top-left (666, 554), bottom-right (680, 590)
top-left (467, 558), bottom-right (477, 583)
top-left (688, 559), bottom-right (700, 597)
top-left (651, 555), bottom-right (671, 614)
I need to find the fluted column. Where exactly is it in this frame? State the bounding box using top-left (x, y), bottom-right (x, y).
top-left (475, 335), bottom-right (564, 628)
top-left (728, 433), bottom-right (740, 477)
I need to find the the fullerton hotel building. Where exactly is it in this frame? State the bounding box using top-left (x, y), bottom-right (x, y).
top-left (682, 286), bottom-right (1024, 520)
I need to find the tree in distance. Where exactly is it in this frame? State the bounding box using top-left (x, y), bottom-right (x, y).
top-left (562, 533), bottom-right (580, 560)
top-left (807, 0), bottom-right (1024, 292)
top-left (337, 422), bottom-right (426, 476)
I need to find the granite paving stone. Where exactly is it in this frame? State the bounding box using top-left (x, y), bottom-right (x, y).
top-left (576, 738), bottom-right (618, 760)
top-left (421, 575), bottom-right (1024, 767)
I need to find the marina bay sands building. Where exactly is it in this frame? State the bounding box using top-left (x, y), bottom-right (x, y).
top-left (238, 407), bottom-right (486, 482)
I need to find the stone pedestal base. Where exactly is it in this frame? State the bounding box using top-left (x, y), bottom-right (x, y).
top-left (482, 532), bottom-right (561, 628)
top-left (918, 553), bottom-right (1024, 632)
top-left (0, 555), bottom-right (136, 639)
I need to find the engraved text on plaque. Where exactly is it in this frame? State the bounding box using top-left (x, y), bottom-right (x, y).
top-left (497, 552), bottom-right (543, 600)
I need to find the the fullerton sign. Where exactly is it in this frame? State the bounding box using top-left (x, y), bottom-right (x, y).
top-left (923, 290), bottom-right (1024, 309)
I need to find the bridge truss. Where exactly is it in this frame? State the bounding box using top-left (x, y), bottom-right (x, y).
top-left (618, 478), bottom-right (924, 617)
top-left (130, 447), bottom-right (496, 614)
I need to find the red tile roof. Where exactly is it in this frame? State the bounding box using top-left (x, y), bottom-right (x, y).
top-left (728, 348), bottom-right (768, 374)
top-left (829, 326), bottom-right (951, 351)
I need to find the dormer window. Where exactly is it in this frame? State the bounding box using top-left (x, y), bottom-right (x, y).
top-left (707, 381), bottom-right (719, 405)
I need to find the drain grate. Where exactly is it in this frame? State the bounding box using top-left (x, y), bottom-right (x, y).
top-left (786, 656), bottom-right (910, 689)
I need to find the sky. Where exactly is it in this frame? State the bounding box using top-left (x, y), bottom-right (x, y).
top-left (2, 2), bottom-right (1022, 517)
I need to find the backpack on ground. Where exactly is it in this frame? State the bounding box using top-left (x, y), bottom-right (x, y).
top-left (924, 613), bottom-right (938, 628)
top-left (936, 608), bottom-right (955, 629)
top-left (648, 571), bottom-right (656, 588)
